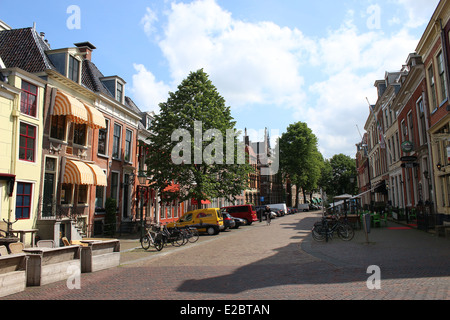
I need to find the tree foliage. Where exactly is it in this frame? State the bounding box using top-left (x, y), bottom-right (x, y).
top-left (145, 69), bottom-right (252, 207)
top-left (279, 122), bottom-right (323, 207)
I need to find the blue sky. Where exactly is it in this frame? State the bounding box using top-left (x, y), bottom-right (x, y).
top-left (0, 0), bottom-right (440, 159)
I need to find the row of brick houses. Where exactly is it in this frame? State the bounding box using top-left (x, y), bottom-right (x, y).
top-left (356, 0), bottom-right (450, 229)
top-left (0, 19), bottom-right (287, 246)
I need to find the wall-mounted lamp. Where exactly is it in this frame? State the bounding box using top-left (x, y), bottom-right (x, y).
top-left (437, 163), bottom-right (442, 171)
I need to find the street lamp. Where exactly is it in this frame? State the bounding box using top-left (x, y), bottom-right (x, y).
top-left (137, 171), bottom-right (147, 241)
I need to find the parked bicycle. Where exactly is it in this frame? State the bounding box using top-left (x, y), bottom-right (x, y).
top-left (161, 225), bottom-right (186, 247)
top-left (176, 225), bottom-right (199, 244)
top-left (141, 224), bottom-right (164, 251)
top-left (311, 214), bottom-right (355, 242)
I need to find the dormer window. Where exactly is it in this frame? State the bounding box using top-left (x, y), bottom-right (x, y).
top-left (100, 76), bottom-right (126, 104)
top-left (47, 49), bottom-right (82, 84)
top-left (68, 55), bottom-right (80, 83)
top-left (117, 82), bottom-right (123, 103)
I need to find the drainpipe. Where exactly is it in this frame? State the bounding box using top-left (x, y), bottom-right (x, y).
top-left (9, 84), bottom-right (20, 223)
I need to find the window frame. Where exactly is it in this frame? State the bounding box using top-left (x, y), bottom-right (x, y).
top-left (68, 55), bottom-right (80, 83)
top-left (97, 118), bottom-right (110, 156)
top-left (124, 129), bottom-right (133, 163)
top-left (112, 123), bottom-right (122, 160)
top-left (15, 182), bottom-right (33, 220)
top-left (73, 123), bottom-right (87, 146)
top-left (19, 122), bottom-right (36, 163)
top-left (20, 81), bottom-right (38, 117)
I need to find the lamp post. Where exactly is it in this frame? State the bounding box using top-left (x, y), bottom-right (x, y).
top-left (137, 172), bottom-right (147, 242)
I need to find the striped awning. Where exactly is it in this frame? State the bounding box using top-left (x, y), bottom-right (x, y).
top-left (86, 163), bottom-right (107, 186)
top-left (53, 91), bottom-right (89, 124)
top-left (63, 160), bottom-right (95, 185)
top-left (84, 104), bottom-right (106, 129)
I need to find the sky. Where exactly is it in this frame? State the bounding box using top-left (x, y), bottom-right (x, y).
top-left (0, 0), bottom-right (441, 159)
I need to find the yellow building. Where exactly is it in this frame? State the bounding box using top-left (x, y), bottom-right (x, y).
top-left (0, 67), bottom-right (46, 245)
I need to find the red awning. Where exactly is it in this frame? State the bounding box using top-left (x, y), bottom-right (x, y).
top-left (191, 199), bottom-right (211, 205)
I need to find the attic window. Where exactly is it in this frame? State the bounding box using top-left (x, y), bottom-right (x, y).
top-left (68, 55), bottom-right (80, 83)
top-left (117, 82), bottom-right (123, 103)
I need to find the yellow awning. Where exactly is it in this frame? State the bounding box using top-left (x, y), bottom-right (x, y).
top-left (86, 163), bottom-right (107, 187)
top-left (54, 91), bottom-right (89, 124)
top-left (84, 104), bottom-right (106, 129)
top-left (63, 160), bottom-right (95, 185)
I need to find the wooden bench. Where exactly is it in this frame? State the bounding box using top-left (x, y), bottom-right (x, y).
top-left (24, 245), bottom-right (81, 287)
top-left (0, 251), bottom-right (27, 297)
top-left (80, 240), bottom-right (120, 273)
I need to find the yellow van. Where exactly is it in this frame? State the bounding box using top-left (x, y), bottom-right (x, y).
top-left (167, 208), bottom-right (224, 235)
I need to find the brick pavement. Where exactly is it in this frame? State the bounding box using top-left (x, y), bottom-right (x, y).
top-left (3, 211), bottom-right (450, 301)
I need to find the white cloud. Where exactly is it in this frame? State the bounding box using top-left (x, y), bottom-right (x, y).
top-left (131, 0), bottom-right (441, 159)
top-left (129, 63), bottom-right (171, 113)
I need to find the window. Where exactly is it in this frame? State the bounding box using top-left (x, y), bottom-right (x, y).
top-left (111, 172), bottom-right (119, 201)
top-left (428, 65), bottom-right (438, 110)
top-left (112, 124), bottom-right (122, 159)
top-left (77, 185), bottom-right (88, 204)
top-left (19, 122), bottom-right (36, 162)
top-left (117, 82), bottom-right (123, 103)
top-left (417, 98), bottom-right (427, 146)
top-left (42, 157), bottom-right (57, 217)
top-left (61, 184), bottom-right (73, 205)
top-left (50, 115), bottom-right (66, 141)
top-left (68, 55), bottom-right (80, 82)
top-left (98, 119), bottom-right (109, 155)
top-left (21, 81), bottom-right (37, 117)
top-left (73, 123), bottom-right (87, 146)
top-left (407, 112), bottom-right (414, 143)
top-left (16, 182), bottom-right (32, 220)
top-left (437, 51), bottom-right (448, 102)
top-left (124, 129), bottom-right (132, 162)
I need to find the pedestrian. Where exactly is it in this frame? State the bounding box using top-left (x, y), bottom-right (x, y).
top-left (265, 206), bottom-right (271, 226)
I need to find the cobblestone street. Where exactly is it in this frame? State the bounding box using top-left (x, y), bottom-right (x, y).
top-left (4, 211), bottom-right (450, 303)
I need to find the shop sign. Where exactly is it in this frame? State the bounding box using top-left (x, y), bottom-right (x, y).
top-left (401, 141), bottom-right (414, 153)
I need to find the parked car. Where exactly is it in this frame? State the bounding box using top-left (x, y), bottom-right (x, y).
top-left (231, 216), bottom-right (247, 228)
top-left (166, 208), bottom-right (224, 235)
top-left (267, 203), bottom-right (288, 216)
top-left (298, 203), bottom-right (309, 212)
top-left (222, 212), bottom-right (236, 230)
top-left (221, 205), bottom-right (258, 225)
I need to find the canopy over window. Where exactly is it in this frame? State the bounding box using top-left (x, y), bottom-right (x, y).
top-left (53, 91), bottom-right (89, 124)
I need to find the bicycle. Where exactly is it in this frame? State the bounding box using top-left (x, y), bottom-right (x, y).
top-left (161, 225), bottom-right (186, 247)
top-left (141, 224), bottom-right (164, 251)
top-left (176, 225), bottom-right (199, 244)
top-left (311, 214), bottom-right (355, 242)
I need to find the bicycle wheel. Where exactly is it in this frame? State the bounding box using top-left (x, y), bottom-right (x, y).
top-left (154, 233), bottom-right (164, 251)
top-left (141, 235), bottom-right (151, 250)
top-left (188, 228), bottom-right (199, 243)
top-left (311, 225), bottom-right (326, 242)
top-left (173, 233), bottom-right (185, 247)
top-left (337, 224), bottom-right (355, 241)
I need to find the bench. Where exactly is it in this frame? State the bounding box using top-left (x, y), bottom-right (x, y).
top-left (80, 240), bottom-right (120, 273)
top-left (24, 245), bottom-right (81, 287)
top-left (0, 252), bottom-right (27, 297)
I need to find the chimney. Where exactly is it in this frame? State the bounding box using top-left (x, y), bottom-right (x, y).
top-left (74, 42), bottom-right (96, 61)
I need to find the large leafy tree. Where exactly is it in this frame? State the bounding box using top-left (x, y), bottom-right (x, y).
top-left (279, 122), bottom-right (322, 207)
top-left (327, 153), bottom-right (358, 198)
top-left (146, 69), bottom-right (252, 208)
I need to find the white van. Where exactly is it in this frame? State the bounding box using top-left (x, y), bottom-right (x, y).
top-left (298, 203), bottom-right (310, 212)
top-left (266, 203), bottom-right (288, 215)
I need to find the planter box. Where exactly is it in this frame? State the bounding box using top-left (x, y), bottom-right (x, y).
top-left (0, 253), bottom-right (27, 297)
top-left (80, 240), bottom-right (120, 273)
top-left (24, 245), bottom-right (81, 287)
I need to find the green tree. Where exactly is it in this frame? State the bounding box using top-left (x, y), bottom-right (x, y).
top-left (328, 153), bottom-right (358, 198)
top-left (279, 122), bottom-right (322, 207)
top-left (146, 69), bottom-right (252, 208)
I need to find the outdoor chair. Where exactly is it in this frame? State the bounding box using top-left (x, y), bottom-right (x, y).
top-left (37, 240), bottom-right (55, 248)
top-left (0, 245), bottom-right (8, 256)
top-left (9, 242), bottom-right (24, 254)
top-left (61, 237), bottom-right (70, 246)
top-left (372, 213), bottom-right (381, 228)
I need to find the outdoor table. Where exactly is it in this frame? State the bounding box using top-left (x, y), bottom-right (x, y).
top-left (11, 229), bottom-right (38, 247)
